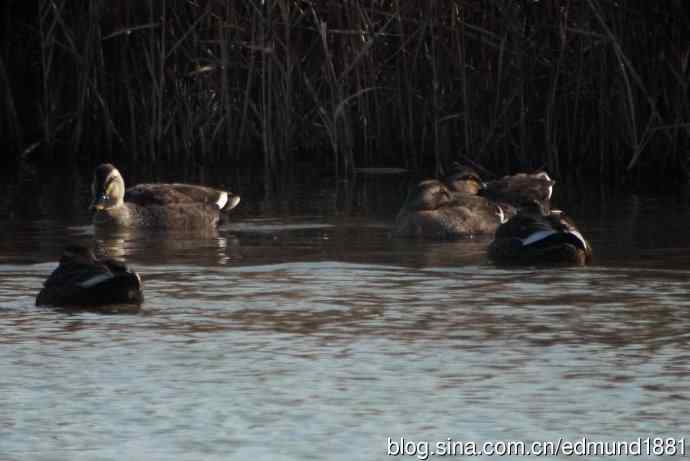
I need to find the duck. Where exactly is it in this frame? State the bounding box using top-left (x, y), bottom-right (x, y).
top-left (394, 179), bottom-right (514, 239)
top-left (444, 166), bottom-right (485, 195)
top-left (90, 163), bottom-right (241, 229)
top-left (481, 170), bottom-right (555, 211)
top-left (444, 162), bottom-right (555, 208)
top-left (487, 201), bottom-right (592, 265)
top-left (394, 164), bottom-right (556, 239)
top-left (36, 245), bottom-right (143, 307)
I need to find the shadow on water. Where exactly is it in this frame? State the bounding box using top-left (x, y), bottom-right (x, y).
top-left (1, 166), bottom-right (690, 460)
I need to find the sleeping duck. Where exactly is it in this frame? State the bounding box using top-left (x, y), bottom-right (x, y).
top-left (488, 201), bottom-right (592, 265)
top-left (444, 166), bottom-right (485, 195)
top-left (481, 171), bottom-right (555, 211)
top-left (444, 163), bottom-right (555, 208)
top-left (394, 179), bottom-right (515, 239)
top-left (394, 164), bottom-right (556, 239)
top-left (36, 245), bottom-right (143, 307)
top-left (90, 163), bottom-right (240, 229)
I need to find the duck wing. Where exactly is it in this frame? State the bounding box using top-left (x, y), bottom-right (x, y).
top-left (42, 260), bottom-right (112, 289)
top-left (448, 193), bottom-right (515, 223)
top-left (494, 214), bottom-right (553, 241)
top-left (125, 184), bottom-right (196, 207)
top-left (498, 212), bottom-right (589, 251)
top-left (125, 183), bottom-right (239, 210)
top-left (37, 260), bottom-right (111, 306)
top-left (37, 258), bottom-right (143, 307)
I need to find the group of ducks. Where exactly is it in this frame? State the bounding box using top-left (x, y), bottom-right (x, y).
top-left (394, 164), bottom-right (591, 265)
top-left (37, 163), bottom-right (241, 308)
top-left (36, 163), bottom-right (592, 308)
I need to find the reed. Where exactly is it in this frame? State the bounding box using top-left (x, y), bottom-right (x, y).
top-left (1, 0), bottom-right (688, 188)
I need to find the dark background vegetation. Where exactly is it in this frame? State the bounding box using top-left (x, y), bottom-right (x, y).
top-left (1, 1), bottom-right (689, 187)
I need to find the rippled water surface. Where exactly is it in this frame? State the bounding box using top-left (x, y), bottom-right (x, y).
top-left (1, 168), bottom-right (690, 460)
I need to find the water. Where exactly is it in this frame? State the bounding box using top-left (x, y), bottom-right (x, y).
top-left (1, 167), bottom-right (690, 460)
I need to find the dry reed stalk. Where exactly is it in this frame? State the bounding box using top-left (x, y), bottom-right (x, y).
top-left (1, 0), bottom-right (688, 187)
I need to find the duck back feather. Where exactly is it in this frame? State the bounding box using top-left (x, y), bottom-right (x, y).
top-left (36, 246), bottom-right (143, 307)
top-left (481, 172), bottom-right (554, 209)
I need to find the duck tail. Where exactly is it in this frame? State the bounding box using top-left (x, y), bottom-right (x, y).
top-left (218, 191), bottom-right (241, 212)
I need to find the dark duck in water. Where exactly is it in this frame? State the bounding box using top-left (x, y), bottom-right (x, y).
top-left (36, 245), bottom-right (143, 307)
top-left (488, 201), bottom-right (592, 265)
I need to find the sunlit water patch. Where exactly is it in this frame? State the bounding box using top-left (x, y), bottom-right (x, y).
top-left (2, 259), bottom-right (690, 460)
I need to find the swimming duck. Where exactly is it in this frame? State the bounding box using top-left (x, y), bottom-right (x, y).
top-left (394, 179), bottom-right (514, 239)
top-left (90, 163), bottom-right (241, 229)
top-left (488, 201), bottom-right (592, 265)
top-left (36, 245), bottom-right (143, 307)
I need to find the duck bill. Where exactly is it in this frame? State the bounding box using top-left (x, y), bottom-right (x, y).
top-left (89, 194), bottom-right (108, 212)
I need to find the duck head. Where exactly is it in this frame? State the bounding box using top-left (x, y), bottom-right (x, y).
top-left (403, 180), bottom-right (453, 211)
top-left (445, 165), bottom-right (484, 195)
top-left (90, 164), bottom-right (125, 211)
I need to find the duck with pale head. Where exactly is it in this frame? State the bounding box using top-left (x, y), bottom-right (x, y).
top-left (90, 163), bottom-right (240, 229)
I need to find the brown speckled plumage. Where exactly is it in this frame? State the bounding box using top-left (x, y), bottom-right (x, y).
top-left (481, 171), bottom-right (554, 210)
top-left (394, 179), bottom-right (513, 239)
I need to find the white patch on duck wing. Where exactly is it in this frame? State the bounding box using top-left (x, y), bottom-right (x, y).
top-left (79, 272), bottom-right (115, 288)
top-left (216, 191), bottom-right (228, 209)
top-left (521, 228), bottom-right (589, 250)
top-left (226, 194), bottom-right (241, 211)
top-left (521, 230), bottom-right (558, 246)
top-left (496, 206), bottom-right (506, 224)
top-left (129, 270), bottom-right (143, 287)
